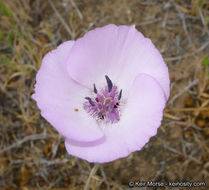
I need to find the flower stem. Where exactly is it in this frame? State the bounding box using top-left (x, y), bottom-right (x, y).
top-left (84, 163), bottom-right (100, 190)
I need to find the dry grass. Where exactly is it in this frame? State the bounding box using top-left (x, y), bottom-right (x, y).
top-left (0, 0), bottom-right (209, 189)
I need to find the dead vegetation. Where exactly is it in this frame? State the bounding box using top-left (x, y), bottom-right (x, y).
top-left (0, 0), bottom-right (209, 189)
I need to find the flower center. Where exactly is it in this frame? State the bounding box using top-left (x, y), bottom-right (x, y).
top-left (83, 75), bottom-right (122, 124)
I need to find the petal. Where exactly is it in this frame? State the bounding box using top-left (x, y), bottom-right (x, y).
top-left (65, 74), bottom-right (166, 163)
top-left (67, 24), bottom-right (170, 100)
top-left (32, 41), bottom-right (104, 142)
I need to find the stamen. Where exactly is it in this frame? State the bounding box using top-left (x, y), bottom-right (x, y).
top-left (105, 75), bottom-right (113, 92)
top-left (83, 76), bottom-right (122, 124)
top-left (98, 112), bottom-right (103, 117)
top-left (93, 84), bottom-right (97, 94)
top-left (118, 89), bottom-right (122, 100)
top-left (85, 97), bottom-right (95, 106)
top-left (98, 112), bottom-right (105, 119)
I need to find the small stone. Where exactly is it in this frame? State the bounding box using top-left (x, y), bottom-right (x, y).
top-left (185, 96), bottom-right (195, 107)
top-left (203, 128), bottom-right (209, 136)
top-left (196, 119), bottom-right (206, 128)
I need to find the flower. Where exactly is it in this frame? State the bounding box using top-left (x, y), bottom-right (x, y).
top-left (32, 24), bottom-right (170, 163)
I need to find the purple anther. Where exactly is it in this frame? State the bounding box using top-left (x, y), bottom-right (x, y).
top-left (118, 89), bottom-right (122, 100)
top-left (85, 97), bottom-right (95, 106)
top-left (98, 112), bottom-right (104, 119)
top-left (98, 112), bottom-right (103, 117)
top-left (93, 84), bottom-right (97, 94)
top-left (105, 75), bottom-right (113, 92)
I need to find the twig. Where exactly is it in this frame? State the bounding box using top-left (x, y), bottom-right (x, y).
top-left (163, 112), bottom-right (181, 120)
top-left (48, 0), bottom-right (74, 39)
top-left (136, 18), bottom-right (162, 26)
top-left (168, 78), bottom-right (199, 106)
top-left (174, 1), bottom-right (192, 44)
top-left (161, 9), bottom-right (169, 28)
top-left (193, 132), bottom-right (209, 154)
top-left (165, 40), bottom-right (209, 62)
top-left (11, 158), bottom-right (70, 166)
top-left (157, 137), bottom-right (182, 155)
top-left (157, 137), bottom-right (202, 164)
top-left (99, 165), bottom-right (110, 190)
top-left (70, 0), bottom-right (83, 19)
top-left (84, 163), bottom-right (100, 190)
top-left (0, 134), bottom-right (49, 153)
top-left (166, 107), bottom-right (209, 112)
top-left (51, 135), bottom-right (61, 158)
top-left (199, 7), bottom-right (209, 36)
top-left (39, 158), bottom-right (69, 166)
top-left (36, 0), bottom-right (41, 19)
top-left (0, 81), bottom-right (19, 105)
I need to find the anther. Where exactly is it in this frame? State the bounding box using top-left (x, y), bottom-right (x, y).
top-left (105, 75), bottom-right (113, 92)
top-left (118, 89), bottom-right (122, 100)
top-left (98, 112), bottom-right (104, 119)
top-left (85, 97), bottom-right (95, 106)
top-left (93, 84), bottom-right (97, 94)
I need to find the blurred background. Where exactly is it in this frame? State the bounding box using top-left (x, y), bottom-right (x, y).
top-left (0, 0), bottom-right (209, 189)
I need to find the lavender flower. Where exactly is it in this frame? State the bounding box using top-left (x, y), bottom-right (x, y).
top-left (32, 24), bottom-right (170, 163)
